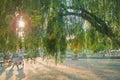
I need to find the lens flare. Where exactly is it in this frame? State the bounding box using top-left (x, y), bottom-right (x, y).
top-left (18, 19), bottom-right (25, 28)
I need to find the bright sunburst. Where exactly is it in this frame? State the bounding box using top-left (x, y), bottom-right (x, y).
top-left (18, 17), bottom-right (25, 28)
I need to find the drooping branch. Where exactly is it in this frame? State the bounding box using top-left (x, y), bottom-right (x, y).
top-left (61, 4), bottom-right (120, 46)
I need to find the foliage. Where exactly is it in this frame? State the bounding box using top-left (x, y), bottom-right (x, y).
top-left (0, 0), bottom-right (120, 62)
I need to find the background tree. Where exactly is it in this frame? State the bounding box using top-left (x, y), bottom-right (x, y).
top-left (0, 0), bottom-right (120, 61)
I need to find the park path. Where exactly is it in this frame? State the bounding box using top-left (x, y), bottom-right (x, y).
top-left (0, 57), bottom-right (120, 80)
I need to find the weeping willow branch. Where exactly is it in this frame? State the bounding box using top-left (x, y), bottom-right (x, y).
top-left (62, 4), bottom-right (120, 46)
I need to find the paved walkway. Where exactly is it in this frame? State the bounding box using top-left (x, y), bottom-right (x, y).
top-left (0, 58), bottom-right (120, 80)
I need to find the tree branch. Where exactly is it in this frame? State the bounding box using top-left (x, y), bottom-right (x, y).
top-left (61, 4), bottom-right (120, 46)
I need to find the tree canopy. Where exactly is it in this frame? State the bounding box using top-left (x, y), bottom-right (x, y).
top-left (0, 0), bottom-right (120, 62)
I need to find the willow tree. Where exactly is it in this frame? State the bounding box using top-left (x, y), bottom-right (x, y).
top-left (0, 0), bottom-right (120, 60)
top-left (62, 0), bottom-right (120, 46)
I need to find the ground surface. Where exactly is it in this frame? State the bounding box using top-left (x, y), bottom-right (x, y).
top-left (0, 57), bottom-right (120, 80)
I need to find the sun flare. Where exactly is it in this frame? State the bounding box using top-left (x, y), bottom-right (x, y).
top-left (18, 19), bottom-right (25, 28)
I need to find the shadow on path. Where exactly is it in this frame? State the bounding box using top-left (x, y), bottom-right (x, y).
top-left (38, 61), bottom-right (83, 80)
top-left (5, 68), bottom-right (13, 80)
top-left (16, 68), bottom-right (25, 80)
top-left (0, 67), bottom-right (6, 75)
